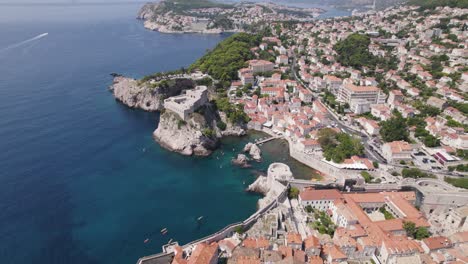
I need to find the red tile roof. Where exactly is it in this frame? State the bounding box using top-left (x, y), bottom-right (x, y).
top-left (299, 188), bottom-right (342, 201)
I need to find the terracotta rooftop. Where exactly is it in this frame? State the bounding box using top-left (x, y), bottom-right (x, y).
top-left (243, 237), bottom-right (269, 249)
top-left (385, 140), bottom-right (412, 153)
top-left (299, 188), bottom-right (342, 201)
top-left (309, 256), bottom-right (324, 264)
top-left (304, 236), bottom-right (320, 249)
top-left (187, 242), bottom-right (218, 264)
top-left (422, 236), bottom-right (452, 251)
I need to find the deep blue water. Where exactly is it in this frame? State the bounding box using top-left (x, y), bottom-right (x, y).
top-left (0, 3), bottom-right (333, 264)
top-left (0, 4), bottom-right (260, 264)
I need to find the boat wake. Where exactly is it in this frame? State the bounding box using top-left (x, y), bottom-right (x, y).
top-left (0, 33), bottom-right (48, 53)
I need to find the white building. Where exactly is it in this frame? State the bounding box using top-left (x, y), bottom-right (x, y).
top-left (381, 141), bottom-right (413, 163)
top-left (298, 188), bottom-right (343, 211)
top-left (338, 83), bottom-right (386, 114)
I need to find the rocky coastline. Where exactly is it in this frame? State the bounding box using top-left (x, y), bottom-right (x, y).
top-left (153, 111), bottom-right (218, 156)
top-left (109, 76), bottom-right (163, 111)
top-left (109, 75), bottom-right (246, 156)
top-left (153, 110), bottom-right (246, 156)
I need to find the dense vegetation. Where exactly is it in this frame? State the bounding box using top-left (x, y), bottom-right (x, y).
top-left (409, 116), bottom-right (441, 147)
top-left (448, 164), bottom-right (468, 172)
top-left (214, 97), bottom-right (249, 124)
top-left (401, 168), bottom-right (435, 179)
top-left (334, 33), bottom-right (376, 69)
top-left (403, 221), bottom-right (430, 240)
top-left (318, 128), bottom-right (364, 163)
top-left (444, 177), bottom-right (468, 189)
top-left (189, 33), bottom-right (261, 82)
top-left (379, 116), bottom-right (409, 142)
top-left (311, 210), bottom-right (336, 236)
top-left (409, 0), bottom-right (468, 9)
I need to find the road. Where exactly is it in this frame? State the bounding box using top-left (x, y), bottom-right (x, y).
top-left (290, 53), bottom-right (387, 164)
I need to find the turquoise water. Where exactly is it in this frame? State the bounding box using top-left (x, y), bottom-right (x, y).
top-left (0, 3), bottom-right (322, 264)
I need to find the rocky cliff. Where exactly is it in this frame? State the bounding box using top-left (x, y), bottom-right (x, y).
top-left (153, 111), bottom-right (218, 156)
top-left (110, 76), bottom-right (163, 111)
top-left (109, 76), bottom-right (194, 112)
top-left (153, 104), bottom-right (246, 156)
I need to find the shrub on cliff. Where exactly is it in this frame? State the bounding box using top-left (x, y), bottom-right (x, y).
top-left (216, 121), bottom-right (227, 131)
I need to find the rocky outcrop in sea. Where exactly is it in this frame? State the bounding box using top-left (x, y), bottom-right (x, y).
top-left (247, 163), bottom-right (293, 209)
top-left (231, 154), bottom-right (250, 168)
top-left (244, 142), bottom-right (262, 161)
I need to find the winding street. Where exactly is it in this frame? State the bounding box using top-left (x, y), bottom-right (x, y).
top-left (290, 53), bottom-right (387, 164)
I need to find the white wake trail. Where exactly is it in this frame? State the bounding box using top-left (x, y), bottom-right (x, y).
top-left (0, 33), bottom-right (48, 53)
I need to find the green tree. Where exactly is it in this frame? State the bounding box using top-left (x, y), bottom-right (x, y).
top-left (403, 221), bottom-right (416, 237)
top-left (361, 171), bottom-right (373, 183)
top-left (288, 187), bottom-right (300, 199)
top-left (415, 227), bottom-right (430, 240)
top-left (318, 128), bottom-right (364, 163)
top-left (380, 116), bottom-right (409, 142)
top-left (217, 121), bottom-right (227, 131)
top-left (334, 33), bottom-right (376, 69)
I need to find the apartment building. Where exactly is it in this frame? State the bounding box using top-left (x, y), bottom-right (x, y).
top-left (338, 83), bottom-right (386, 114)
top-left (248, 59), bottom-right (275, 73)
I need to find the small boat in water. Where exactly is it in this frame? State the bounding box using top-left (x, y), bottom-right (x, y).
top-left (144, 238), bottom-right (150, 243)
top-left (197, 216), bottom-right (204, 221)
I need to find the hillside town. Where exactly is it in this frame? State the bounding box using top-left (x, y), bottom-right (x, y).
top-left (137, 0), bottom-right (323, 34)
top-left (228, 4), bottom-right (468, 183)
top-left (135, 2), bottom-right (468, 264)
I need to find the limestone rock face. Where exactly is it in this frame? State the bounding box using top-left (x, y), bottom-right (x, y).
top-left (109, 76), bottom-right (163, 111)
top-left (247, 163), bottom-right (293, 209)
top-left (218, 112), bottom-right (246, 137)
top-left (231, 154), bottom-right (250, 168)
top-left (244, 143), bottom-right (254, 152)
top-left (249, 144), bottom-right (262, 161)
top-left (153, 111), bottom-right (218, 156)
top-left (243, 142), bottom-right (262, 161)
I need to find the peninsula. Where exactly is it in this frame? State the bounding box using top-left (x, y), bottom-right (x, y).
top-left (137, 0), bottom-right (323, 34)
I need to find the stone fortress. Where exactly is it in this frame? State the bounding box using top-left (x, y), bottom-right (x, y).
top-left (163, 85), bottom-right (208, 121)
